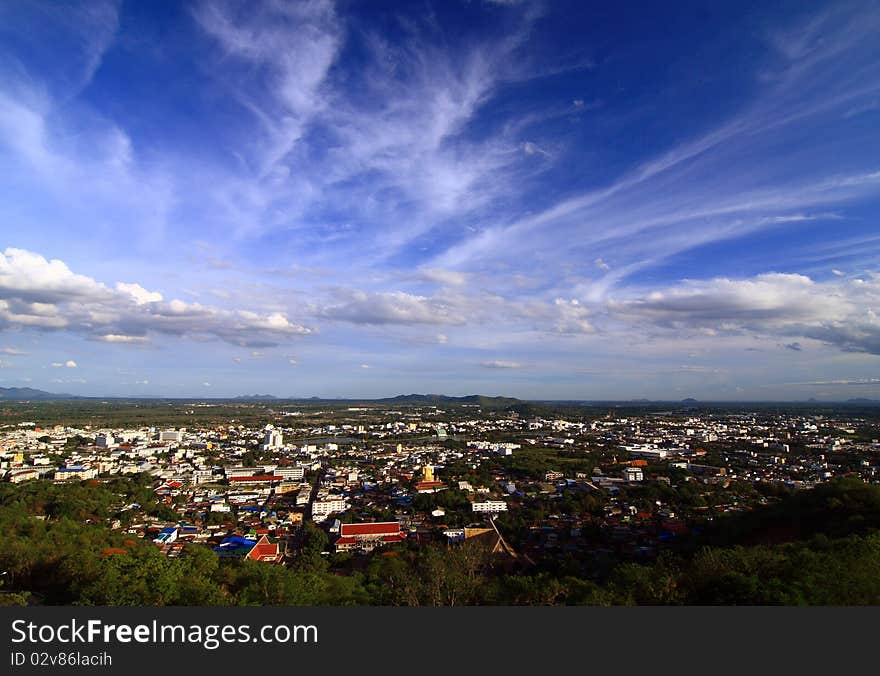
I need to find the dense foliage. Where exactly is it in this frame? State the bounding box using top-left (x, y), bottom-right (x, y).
top-left (2, 478), bottom-right (879, 606)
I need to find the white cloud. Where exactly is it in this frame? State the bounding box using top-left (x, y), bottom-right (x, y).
top-left (522, 141), bottom-right (550, 157)
top-left (481, 360), bottom-right (522, 368)
top-left (51, 360), bottom-right (77, 368)
top-left (0, 346), bottom-right (27, 355)
top-left (115, 282), bottom-right (163, 305)
top-left (550, 298), bottom-right (595, 334)
top-left (0, 248), bottom-right (314, 346)
top-left (0, 248), bottom-right (107, 303)
top-left (788, 378), bottom-right (880, 386)
top-left (322, 290), bottom-right (465, 326)
top-left (96, 334), bottom-right (149, 344)
top-left (609, 272), bottom-right (880, 355)
top-left (193, 0), bottom-right (342, 179)
top-left (418, 268), bottom-right (469, 287)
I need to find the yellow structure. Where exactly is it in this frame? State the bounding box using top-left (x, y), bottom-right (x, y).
top-left (422, 465), bottom-right (434, 482)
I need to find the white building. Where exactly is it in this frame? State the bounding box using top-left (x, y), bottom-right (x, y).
top-left (275, 466), bottom-right (305, 481)
top-left (472, 500), bottom-right (508, 513)
top-left (192, 469), bottom-right (215, 485)
top-left (312, 498), bottom-right (348, 521)
top-left (262, 425), bottom-right (283, 451)
top-left (225, 466), bottom-right (257, 479)
top-left (7, 468), bottom-right (39, 484)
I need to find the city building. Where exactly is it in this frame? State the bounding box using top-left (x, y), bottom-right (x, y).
top-left (472, 500), bottom-right (508, 513)
top-left (333, 522), bottom-right (406, 553)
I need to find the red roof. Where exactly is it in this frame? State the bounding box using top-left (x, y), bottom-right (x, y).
top-left (416, 480), bottom-right (445, 490)
top-left (340, 522), bottom-right (402, 537)
top-left (246, 535), bottom-right (281, 562)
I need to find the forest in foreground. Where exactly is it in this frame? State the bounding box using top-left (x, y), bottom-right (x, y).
top-left (1, 478), bottom-right (880, 606)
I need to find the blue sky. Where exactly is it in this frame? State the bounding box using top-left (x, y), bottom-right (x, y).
top-left (1, 0), bottom-right (879, 400)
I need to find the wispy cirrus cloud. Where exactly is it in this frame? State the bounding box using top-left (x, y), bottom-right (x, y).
top-left (430, 7), bottom-right (880, 301)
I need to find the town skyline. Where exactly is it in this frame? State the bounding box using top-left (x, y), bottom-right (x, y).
top-left (1, 1), bottom-right (880, 401)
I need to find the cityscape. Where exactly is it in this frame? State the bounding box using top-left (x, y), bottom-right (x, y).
top-left (1, 394), bottom-right (879, 605)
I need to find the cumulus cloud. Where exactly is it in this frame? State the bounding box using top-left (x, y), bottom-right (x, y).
top-left (609, 272), bottom-right (880, 355)
top-left (321, 290), bottom-right (465, 326)
top-left (51, 360), bottom-right (77, 368)
top-left (115, 282), bottom-right (163, 305)
top-left (610, 274), bottom-right (846, 326)
top-left (95, 334), bottom-right (149, 344)
top-left (320, 286), bottom-right (600, 338)
top-left (0, 248), bottom-right (106, 303)
top-left (0, 247), bottom-right (313, 347)
top-left (551, 298), bottom-right (595, 334)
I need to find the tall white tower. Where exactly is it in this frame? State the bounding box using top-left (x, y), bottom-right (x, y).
top-left (262, 425), bottom-right (283, 450)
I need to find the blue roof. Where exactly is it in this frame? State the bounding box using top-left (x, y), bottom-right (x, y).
top-left (214, 535), bottom-right (257, 555)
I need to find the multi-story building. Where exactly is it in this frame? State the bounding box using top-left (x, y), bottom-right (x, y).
top-left (262, 425), bottom-right (283, 450)
top-left (312, 498), bottom-right (348, 521)
top-left (472, 500), bottom-right (508, 513)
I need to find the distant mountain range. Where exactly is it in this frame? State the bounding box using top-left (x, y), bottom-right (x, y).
top-left (1, 386), bottom-right (880, 406)
top-left (372, 393), bottom-right (521, 407)
top-left (0, 387), bottom-right (76, 401)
